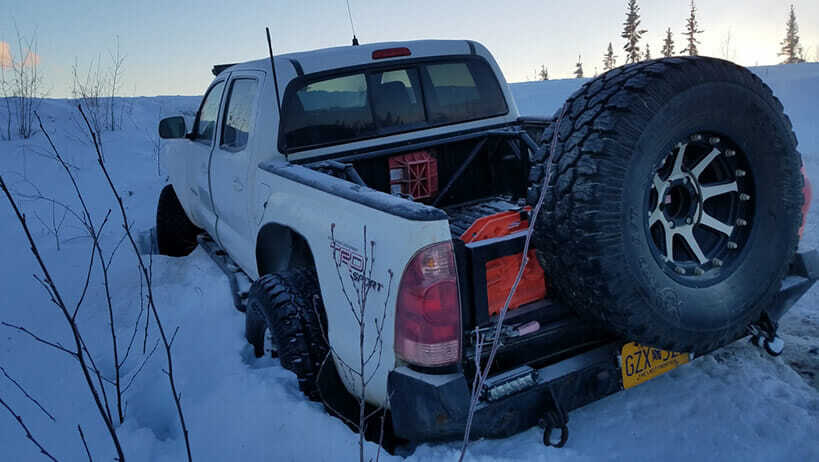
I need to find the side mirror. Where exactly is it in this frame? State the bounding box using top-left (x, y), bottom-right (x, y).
top-left (158, 116), bottom-right (187, 139)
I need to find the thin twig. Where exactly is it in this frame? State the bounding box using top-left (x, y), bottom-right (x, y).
top-left (459, 107), bottom-right (567, 461)
top-left (0, 365), bottom-right (56, 421)
top-left (77, 425), bottom-right (92, 462)
top-left (78, 104), bottom-right (192, 461)
top-left (0, 176), bottom-right (125, 461)
top-left (122, 339), bottom-right (160, 394)
top-left (0, 394), bottom-right (59, 461)
top-left (1, 322), bottom-right (76, 357)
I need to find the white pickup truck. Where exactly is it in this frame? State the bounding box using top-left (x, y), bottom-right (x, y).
top-left (156, 39), bottom-right (816, 445)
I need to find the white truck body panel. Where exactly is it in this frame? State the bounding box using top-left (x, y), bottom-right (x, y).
top-left (161, 39), bottom-right (518, 406)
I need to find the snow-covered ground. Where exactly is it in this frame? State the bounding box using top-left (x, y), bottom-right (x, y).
top-left (1, 63), bottom-right (817, 461)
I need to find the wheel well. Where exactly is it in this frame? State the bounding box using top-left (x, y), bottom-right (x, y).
top-left (255, 223), bottom-right (316, 276)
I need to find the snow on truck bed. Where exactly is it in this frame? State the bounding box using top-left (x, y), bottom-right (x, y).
top-left (0, 63), bottom-right (818, 461)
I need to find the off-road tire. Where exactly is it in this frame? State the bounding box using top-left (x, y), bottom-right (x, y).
top-left (245, 268), bottom-right (337, 401)
top-left (156, 185), bottom-right (201, 257)
top-left (244, 268), bottom-right (401, 451)
top-left (527, 57), bottom-right (803, 353)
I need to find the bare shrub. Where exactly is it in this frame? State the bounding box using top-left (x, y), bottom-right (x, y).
top-left (0, 25), bottom-right (45, 140)
top-left (71, 37), bottom-right (127, 135)
top-left (0, 108), bottom-right (191, 461)
top-left (321, 224), bottom-right (393, 462)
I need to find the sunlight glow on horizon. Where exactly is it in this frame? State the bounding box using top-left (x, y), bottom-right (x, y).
top-left (2, 1), bottom-right (817, 96)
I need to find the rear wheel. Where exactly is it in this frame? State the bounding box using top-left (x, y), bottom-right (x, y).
top-left (244, 267), bottom-right (402, 451)
top-left (245, 267), bottom-right (334, 400)
top-left (527, 57), bottom-right (803, 353)
top-left (156, 185), bottom-right (201, 257)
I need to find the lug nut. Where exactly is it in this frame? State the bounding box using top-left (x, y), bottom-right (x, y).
top-left (668, 221), bottom-right (675, 228)
top-left (736, 169), bottom-right (746, 177)
top-left (736, 218), bottom-right (748, 226)
top-left (691, 134), bottom-right (703, 141)
top-left (694, 267), bottom-right (705, 276)
top-left (727, 241), bottom-right (738, 249)
top-left (674, 266), bottom-right (686, 275)
top-left (709, 136), bottom-right (721, 145)
top-left (739, 193), bottom-right (750, 201)
top-left (686, 218), bottom-right (692, 224)
top-left (712, 258), bottom-right (723, 267)
top-left (725, 149), bottom-right (736, 157)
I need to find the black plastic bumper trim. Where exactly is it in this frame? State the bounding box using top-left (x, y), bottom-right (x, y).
top-left (388, 344), bottom-right (621, 441)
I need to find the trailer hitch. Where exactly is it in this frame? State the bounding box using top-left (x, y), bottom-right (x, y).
top-left (539, 386), bottom-right (569, 448)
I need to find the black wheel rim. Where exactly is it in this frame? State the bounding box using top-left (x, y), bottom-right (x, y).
top-left (645, 132), bottom-right (755, 285)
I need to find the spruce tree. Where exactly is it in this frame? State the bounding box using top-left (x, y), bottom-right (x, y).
top-left (574, 55), bottom-right (584, 78)
top-left (603, 42), bottom-right (618, 71)
top-left (539, 64), bottom-right (549, 80)
top-left (662, 28), bottom-right (675, 56)
top-left (779, 5), bottom-right (805, 64)
top-left (682, 0), bottom-right (703, 56)
top-left (644, 43), bottom-right (651, 60)
top-left (621, 0), bottom-right (647, 64)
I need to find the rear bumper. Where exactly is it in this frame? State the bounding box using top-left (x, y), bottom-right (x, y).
top-left (388, 344), bottom-right (622, 441)
top-left (388, 250), bottom-right (818, 442)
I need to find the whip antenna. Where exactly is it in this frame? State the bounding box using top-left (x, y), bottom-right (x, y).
top-left (265, 27), bottom-right (282, 116)
top-left (346, 0), bottom-right (359, 45)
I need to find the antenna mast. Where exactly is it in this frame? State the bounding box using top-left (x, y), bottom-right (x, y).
top-left (346, 0), bottom-right (359, 45)
top-left (265, 27), bottom-right (282, 115)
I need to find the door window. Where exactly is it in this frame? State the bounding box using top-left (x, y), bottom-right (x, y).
top-left (221, 78), bottom-right (259, 151)
top-left (194, 81), bottom-right (226, 143)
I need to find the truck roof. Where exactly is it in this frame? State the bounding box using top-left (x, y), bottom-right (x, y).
top-left (215, 39), bottom-right (492, 78)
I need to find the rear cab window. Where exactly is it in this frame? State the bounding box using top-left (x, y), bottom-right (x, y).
top-left (280, 57), bottom-right (507, 152)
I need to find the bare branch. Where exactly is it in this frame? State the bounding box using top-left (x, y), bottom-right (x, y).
top-left (77, 104), bottom-right (192, 461)
top-left (0, 365), bottom-right (56, 421)
top-left (0, 394), bottom-right (58, 461)
top-left (122, 339), bottom-right (160, 394)
top-left (0, 175), bottom-right (125, 461)
top-left (77, 425), bottom-right (92, 462)
top-left (1, 322), bottom-right (76, 357)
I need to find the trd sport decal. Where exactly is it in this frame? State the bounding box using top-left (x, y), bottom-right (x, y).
top-left (329, 239), bottom-right (384, 292)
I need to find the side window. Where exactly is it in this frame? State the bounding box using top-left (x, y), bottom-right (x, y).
top-left (194, 81), bottom-right (226, 143)
top-left (220, 78), bottom-right (259, 151)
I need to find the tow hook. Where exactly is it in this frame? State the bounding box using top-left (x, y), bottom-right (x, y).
top-left (539, 386), bottom-right (569, 448)
top-left (748, 313), bottom-right (785, 357)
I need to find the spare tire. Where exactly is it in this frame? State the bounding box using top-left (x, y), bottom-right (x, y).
top-left (527, 57), bottom-right (804, 354)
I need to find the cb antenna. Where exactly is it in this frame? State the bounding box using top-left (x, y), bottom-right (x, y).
top-left (265, 27), bottom-right (282, 116)
top-left (346, 0), bottom-right (359, 45)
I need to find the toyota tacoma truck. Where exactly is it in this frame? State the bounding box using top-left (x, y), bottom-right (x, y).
top-left (155, 39), bottom-right (816, 445)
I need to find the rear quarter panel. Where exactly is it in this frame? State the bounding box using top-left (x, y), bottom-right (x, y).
top-left (255, 164), bottom-right (451, 405)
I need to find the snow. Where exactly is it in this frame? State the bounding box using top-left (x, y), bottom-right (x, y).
top-left (1, 63), bottom-right (818, 461)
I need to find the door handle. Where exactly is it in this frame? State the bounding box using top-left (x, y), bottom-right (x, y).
top-left (233, 178), bottom-right (243, 192)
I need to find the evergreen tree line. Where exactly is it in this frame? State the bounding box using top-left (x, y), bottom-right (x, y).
top-left (537, 2), bottom-right (810, 81)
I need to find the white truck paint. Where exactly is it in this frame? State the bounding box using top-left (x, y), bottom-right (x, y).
top-left (160, 39), bottom-right (520, 405)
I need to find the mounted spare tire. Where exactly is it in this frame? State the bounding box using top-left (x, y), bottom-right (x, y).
top-left (527, 57), bottom-right (804, 354)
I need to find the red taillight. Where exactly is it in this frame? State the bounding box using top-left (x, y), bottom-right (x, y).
top-left (372, 47), bottom-right (411, 60)
top-left (395, 242), bottom-right (461, 368)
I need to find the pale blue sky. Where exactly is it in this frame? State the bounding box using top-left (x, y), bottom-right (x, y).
top-left (3, 0), bottom-right (817, 97)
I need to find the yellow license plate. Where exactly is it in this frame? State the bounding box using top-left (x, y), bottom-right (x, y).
top-left (620, 342), bottom-right (690, 389)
